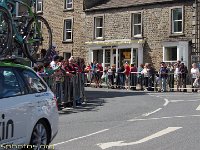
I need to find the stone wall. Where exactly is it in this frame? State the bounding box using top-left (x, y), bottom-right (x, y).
top-left (42, 0), bottom-right (87, 59)
top-left (85, 1), bottom-right (195, 69)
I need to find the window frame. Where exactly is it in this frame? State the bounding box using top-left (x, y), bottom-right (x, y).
top-left (64, 0), bottom-right (73, 10)
top-left (131, 11), bottom-right (143, 38)
top-left (36, 0), bottom-right (43, 13)
top-left (94, 16), bottom-right (104, 40)
top-left (63, 18), bottom-right (73, 42)
top-left (171, 6), bottom-right (184, 34)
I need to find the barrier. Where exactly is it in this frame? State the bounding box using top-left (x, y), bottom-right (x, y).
top-left (43, 73), bottom-right (85, 110)
top-left (85, 71), bottom-right (200, 92)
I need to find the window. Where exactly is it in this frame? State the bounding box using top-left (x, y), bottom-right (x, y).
top-left (132, 12), bottom-right (142, 37)
top-left (94, 16), bottom-right (103, 39)
top-left (63, 52), bottom-right (71, 60)
top-left (63, 19), bottom-right (73, 41)
top-left (164, 47), bottom-right (177, 61)
top-left (22, 70), bottom-right (47, 93)
top-left (0, 68), bottom-right (22, 99)
top-left (36, 0), bottom-right (43, 13)
top-left (172, 8), bottom-right (183, 33)
top-left (105, 50), bottom-right (111, 66)
top-left (65, 0), bottom-right (73, 10)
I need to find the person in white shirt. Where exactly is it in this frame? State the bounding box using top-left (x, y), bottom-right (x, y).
top-left (50, 55), bottom-right (60, 70)
top-left (191, 63), bottom-right (199, 92)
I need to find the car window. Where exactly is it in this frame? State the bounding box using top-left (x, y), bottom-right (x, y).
top-left (0, 68), bottom-right (22, 99)
top-left (22, 69), bottom-right (47, 93)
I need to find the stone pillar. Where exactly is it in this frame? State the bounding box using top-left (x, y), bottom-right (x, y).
top-left (103, 49), bottom-right (105, 70)
top-left (90, 49), bottom-right (93, 63)
top-left (138, 45), bottom-right (143, 68)
top-left (116, 48), bottom-right (119, 72)
top-left (179, 41), bottom-right (189, 68)
top-left (131, 47), bottom-right (134, 64)
top-left (111, 48), bottom-right (113, 65)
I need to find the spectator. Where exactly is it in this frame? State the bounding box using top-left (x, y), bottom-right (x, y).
top-left (124, 62), bottom-right (130, 90)
top-left (167, 63), bottom-right (175, 92)
top-left (137, 64), bottom-right (144, 90)
top-left (91, 60), bottom-right (99, 88)
top-left (179, 63), bottom-right (188, 92)
top-left (116, 65), bottom-right (125, 88)
top-left (107, 66), bottom-right (114, 88)
top-left (141, 63), bottom-right (149, 90)
top-left (191, 63), bottom-right (199, 92)
top-left (44, 61), bottom-right (56, 76)
top-left (130, 64), bottom-right (137, 90)
top-left (37, 65), bottom-right (47, 77)
top-left (159, 62), bottom-right (168, 92)
top-left (148, 63), bottom-right (155, 91)
top-left (50, 55), bottom-right (61, 70)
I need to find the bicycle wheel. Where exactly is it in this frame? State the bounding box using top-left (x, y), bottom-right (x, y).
top-left (0, 6), bottom-right (12, 57)
top-left (24, 16), bottom-right (52, 62)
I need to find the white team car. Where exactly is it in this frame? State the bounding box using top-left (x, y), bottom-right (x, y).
top-left (0, 61), bottom-right (59, 150)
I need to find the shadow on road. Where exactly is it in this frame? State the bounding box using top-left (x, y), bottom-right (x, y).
top-left (59, 88), bottom-right (149, 115)
top-left (86, 88), bottom-right (148, 100)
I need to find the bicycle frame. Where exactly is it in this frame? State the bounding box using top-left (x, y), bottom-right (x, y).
top-left (0, 0), bottom-right (42, 45)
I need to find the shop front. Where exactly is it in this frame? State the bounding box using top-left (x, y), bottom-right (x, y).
top-left (86, 39), bottom-right (144, 71)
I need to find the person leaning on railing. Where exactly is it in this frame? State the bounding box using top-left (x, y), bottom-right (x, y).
top-left (137, 64), bottom-right (144, 90)
top-left (167, 63), bottom-right (175, 92)
top-left (159, 62), bottom-right (168, 92)
top-left (191, 63), bottom-right (199, 92)
top-left (179, 63), bottom-right (188, 92)
top-left (130, 64), bottom-right (137, 90)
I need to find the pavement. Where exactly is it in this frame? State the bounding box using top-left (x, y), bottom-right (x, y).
top-left (51, 87), bottom-right (200, 150)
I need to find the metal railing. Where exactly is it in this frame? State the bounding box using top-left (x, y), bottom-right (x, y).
top-left (85, 71), bottom-right (200, 92)
top-left (43, 73), bottom-right (86, 110)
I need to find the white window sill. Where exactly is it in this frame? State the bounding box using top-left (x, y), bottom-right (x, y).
top-left (95, 37), bottom-right (104, 40)
top-left (62, 40), bottom-right (73, 43)
top-left (133, 35), bottom-right (142, 38)
top-left (63, 8), bottom-right (74, 11)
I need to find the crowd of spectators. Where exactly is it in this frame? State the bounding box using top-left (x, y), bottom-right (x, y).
top-left (33, 54), bottom-right (200, 93)
top-left (33, 55), bottom-right (86, 79)
top-left (85, 60), bottom-right (199, 92)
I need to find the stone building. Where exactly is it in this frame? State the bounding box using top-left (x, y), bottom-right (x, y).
top-left (16, 0), bottom-right (197, 69)
top-left (84, 0), bottom-right (196, 70)
top-left (20, 0), bottom-right (88, 60)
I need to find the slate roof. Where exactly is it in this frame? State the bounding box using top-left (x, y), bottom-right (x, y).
top-left (85, 0), bottom-right (183, 11)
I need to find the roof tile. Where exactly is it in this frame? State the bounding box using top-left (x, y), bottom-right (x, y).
top-left (86, 0), bottom-right (176, 10)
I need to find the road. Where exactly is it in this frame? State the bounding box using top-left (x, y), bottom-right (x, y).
top-left (51, 87), bottom-right (200, 150)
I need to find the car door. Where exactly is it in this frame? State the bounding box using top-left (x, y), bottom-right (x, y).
top-left (18, 68), bottom-right (54, 143)
top-left (0, 67), bottom-right (28, 145)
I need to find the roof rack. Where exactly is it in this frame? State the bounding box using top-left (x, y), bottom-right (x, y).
top-left (0, 56), bottom-right (32, 66)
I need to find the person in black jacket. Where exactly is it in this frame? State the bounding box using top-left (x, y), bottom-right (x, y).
top-left (179, 63), bottom-right (188, 92)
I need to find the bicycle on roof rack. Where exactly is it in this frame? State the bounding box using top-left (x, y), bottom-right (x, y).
top-left (0, 0), bottom-right (52, 62)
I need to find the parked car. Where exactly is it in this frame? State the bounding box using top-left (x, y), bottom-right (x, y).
top-left (0, 59), bottom-right (59, 149)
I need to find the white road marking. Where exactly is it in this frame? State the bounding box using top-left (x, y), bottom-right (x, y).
top-left (170, 99), bottom-right (200, 103)
top-left (142, 108), bottom-right (162, 117)
top-left (128, 114), bottom-right (200, 122)
top-left (97, 127), bottom-right (182, 149)
top-left (149, 94), bottom-right (199, 97)
top-left (164, 99), bottom-right (169, 106)
top-left (53, 129), bottom-right (109, 146)
top-left (196, 104), bottom-right (200, 110)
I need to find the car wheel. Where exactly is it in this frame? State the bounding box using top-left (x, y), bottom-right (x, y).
top-left (30, 121), bottom-right (50, 150)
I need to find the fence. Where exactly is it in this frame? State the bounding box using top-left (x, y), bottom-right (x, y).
top-left (43, 73), bottom-right (86, 110)
top-left (85, 71), bottom-right (200, 92)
